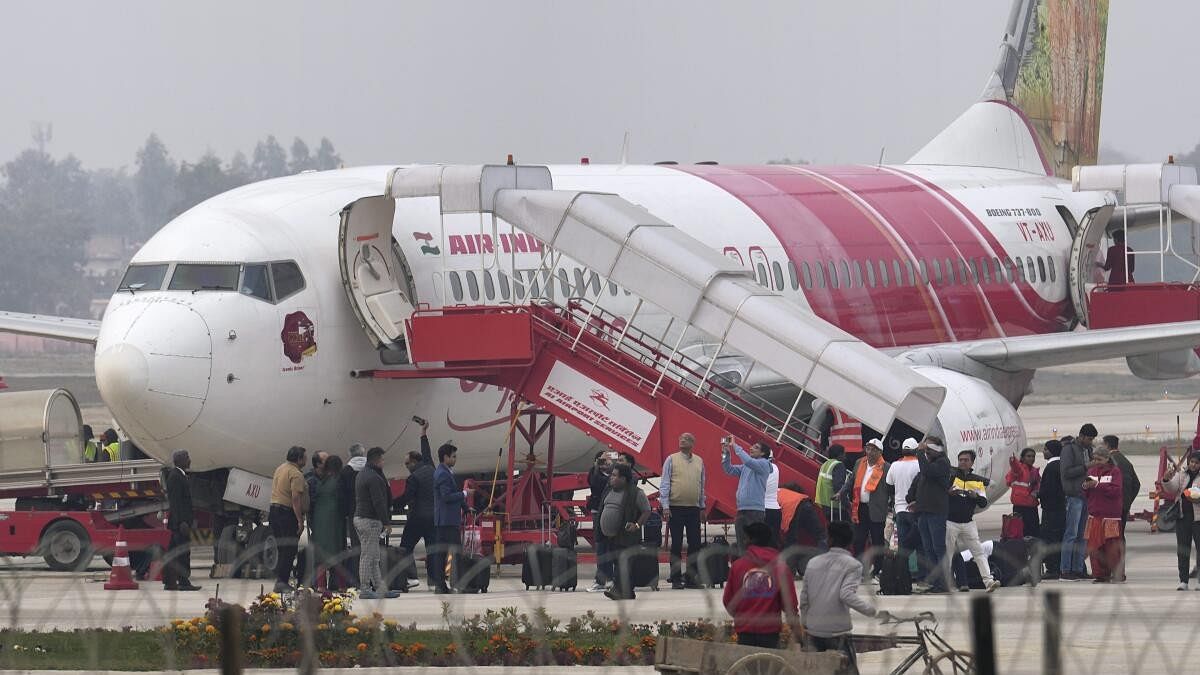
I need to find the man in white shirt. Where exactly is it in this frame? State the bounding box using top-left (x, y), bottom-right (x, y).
top-left (764, 460), bottom-right (782, 546)
top-left (885, 439), bottom-right (923, 577)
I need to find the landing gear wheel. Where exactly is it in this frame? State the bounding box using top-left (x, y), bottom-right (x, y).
top-left (924, 649), bottom-right (975, 675)
top-left (246, 525), bottom-right (277, 574)
top-left (215, 524), bottom-right (239, 565)
top-left (725, 652), bottom-right (799, 675)
top-left (41, 520), bottom-right (94, 571)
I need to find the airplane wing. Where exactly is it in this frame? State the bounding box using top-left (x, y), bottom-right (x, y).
top-left (0, 311), bottom-right (100, 345)
top-left (903, 320), bottom-right (1200, 372)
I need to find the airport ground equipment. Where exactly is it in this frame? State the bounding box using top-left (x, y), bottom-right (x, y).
top-left (0, 388), bottom-right (169, 570)
top-left (653, 635), bottom-right (843, 675)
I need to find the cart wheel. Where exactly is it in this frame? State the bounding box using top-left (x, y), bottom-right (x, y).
top-left (41, 520), bottom-right (94, 571)
top-left (925, 649), bottom-right (975, 675)
top-left (725, 652), bottom-right (799, 675)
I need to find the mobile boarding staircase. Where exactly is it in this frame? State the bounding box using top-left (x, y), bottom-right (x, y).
top-left (356, 164), bottom-right (947, 544)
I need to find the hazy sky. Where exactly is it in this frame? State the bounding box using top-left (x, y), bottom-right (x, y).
top-left (1, 2), bottom-right (1195, 170)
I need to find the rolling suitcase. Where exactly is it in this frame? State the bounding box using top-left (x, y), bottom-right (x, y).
top-left (551, 546), bottom-right (578, 591)
top-left (877, 549), bottom-right (912, 595)
top-left (624, 544), bottom-right (660, 590)
top-left (689, 533), bottom-right (731, 588)
top-left (522, 543), bottom-right (554, 589)
top-left (643, 510), bottom-right (663, 547)
top-left (451, 552), bottom-right (491, 593)
top-left (992, 537), bottom-right (1034, 586)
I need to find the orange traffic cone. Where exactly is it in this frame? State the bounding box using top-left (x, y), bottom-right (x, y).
top-left (104, 526), bottom-right (139, 590)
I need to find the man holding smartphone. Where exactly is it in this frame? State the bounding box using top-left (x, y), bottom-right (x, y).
top-left (721, 436), bottom-right (772, 554)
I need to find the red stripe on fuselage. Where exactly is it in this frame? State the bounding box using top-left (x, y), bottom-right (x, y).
top-left (885, 166), bottom-right (1071, 335)
top-left (673, 164), bottom-right (952, 346)
top-left (803, 166), bottom-right (1004, 341)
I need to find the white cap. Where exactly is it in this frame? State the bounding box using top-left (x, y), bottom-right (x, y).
top-left (866, 438), bottom-right (884, 450)
top-left (902, 438), bottom-right (919, 451)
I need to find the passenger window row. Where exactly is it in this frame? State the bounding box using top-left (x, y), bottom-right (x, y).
top-left (446, 268), bottom-right (630, 304)
top-left (772, 254), bottom-right (1058, 291)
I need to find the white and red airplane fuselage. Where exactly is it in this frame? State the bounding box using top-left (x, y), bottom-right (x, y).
top-left (93, 159), bottom-right (1108, 492)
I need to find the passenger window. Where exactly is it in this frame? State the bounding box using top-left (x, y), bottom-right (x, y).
top-left (891, 260), bottom-right (902, 286)
top-left (1047, 256), bottom-right (1057, 283)
top-left (981, 258), bottom-right (991, 283)
top-left (839, 260), bottom-right (850, 288)
top-left (118, 263), bottom-right (168, 292)
top-left (528, 271), bottom-right (541, 298)
top-left (573, 269), bottom-right (588, 296)
top-left (466, 271), bottom-right (480, 301)
top-left (865, 260), bottom-right (876, 287)
top-left (772, 261), bottom-right (784, 290)
top-left (270, 261), bottom-right (305, 300)
top-left (240, 264), bottom-right (272, 302)
top-left (1037, 257), bottom-right (1047, 283)
top-left (878, 260), bottom-right (889, 287)
top-left (814, 262), bottom-right (826, 289)
top-left (755, 263), bottom-right (769, 287)
top-left (918, 260), bottom-right (929, 285)
top-left (608, 281), bottom-right (618, 297)
top-left (788, 261), bottom-right (799, 290)
top-left (1014, 258), bottom-right (1026, 282)
top-left (510, 271), bottom-right (525, 299)
top-left (497, 270), bottom-right (511, 300)
top-left (992, 257), bottom-right (1002, 282)
top-left (851, 260), bottom-right (863, 288)
top-left (931, 259), bottom-right (942, 285)
top-left (905, 260), bottom-right (915, 286)
top-left (557, 268), bottom-right (571, 296)
top-left (801, 262), bottom-right (812, 289)
top-left (448, 272), bottom-right (464, 302)
top-left (1027, 257), bottom-right (1038, 283)
top-left (944, 258), bottom-right (955, 284)
top-left (169, 263), bottom-right (240, 292)
top-left (483, 270), bottom-right (496, 300)
top-left (827, 261), bottom-right (838, 289)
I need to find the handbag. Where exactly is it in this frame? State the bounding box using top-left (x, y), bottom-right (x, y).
top-left (462, 513), bottom-right (483, 558)
top-left (1001, 513), bottom-right (1025, 540)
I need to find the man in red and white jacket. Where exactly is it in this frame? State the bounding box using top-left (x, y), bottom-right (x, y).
top-left (1006, 448), bottom-right (1042, 538)
top-left (722, 521), bottom-right (802, 649)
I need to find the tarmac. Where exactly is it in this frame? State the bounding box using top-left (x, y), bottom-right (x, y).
top-left (1, 454), bottom-right (1197, 674)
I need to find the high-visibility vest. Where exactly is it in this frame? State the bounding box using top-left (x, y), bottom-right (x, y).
top-left (814, 457), bottom-right (842, 507)
top-left (83, 440), bottom-right (99, 463)
top-left (103, 442), bottom-right (120, 462)
top-left (828, 408), bottom-right (863, 454)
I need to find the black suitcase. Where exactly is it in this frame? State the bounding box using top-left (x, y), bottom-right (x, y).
top-left (643, 511), bottom-right (663, 547)
top-left (951, 553), bottom-right (985, 589)
top-left (624, 545), bottom-right (660, 590)
top-left (383, 546), bottom-right (417, 592)
top-left (550, 546), bottom-right (578, 591)
top-left (451, 553), bottom-right (491, 593)
top-left (522, 544), bottom-right (554, 589)
top-left (877, 550), bottom-right (912, 595)
top-left (688, 536), bottom-right (731, 588)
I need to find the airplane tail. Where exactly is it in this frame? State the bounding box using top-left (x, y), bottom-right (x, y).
top-left (908, 0), bottom-right (1109, 179)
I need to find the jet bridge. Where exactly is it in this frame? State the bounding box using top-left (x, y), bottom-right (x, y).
top-left (355, 164), bottom-right (946, 518)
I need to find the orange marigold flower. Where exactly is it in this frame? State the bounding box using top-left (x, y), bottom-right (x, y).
top-left (346, 626), bottom-right (359, 635)
top-left (357, 643), bottom-right (368, 652)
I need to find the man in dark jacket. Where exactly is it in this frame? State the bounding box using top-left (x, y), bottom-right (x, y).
top-left (339, 444), bottom-right (365, 551)
top-left (910, 436), bottom-right (952, 593)
top-left (1102, 435), bottom-right (1141, 532)
top-left (601, 464), bottom-right (651, 600)
top-left (586, 451), bottom-right (615, 592)
top-left (432, 443), bottom-right (472, 594)
top-left (1059, 424), bottom-right (1095, 580)
top-left (164, 449), bottom-right (200, 591)
top-left (1039, 440), bottom-right (1065, 579)
top-left (396, 420), bottom-right (437, 587)
top-left (354, 447), bottom-right (399, 599)
top-left (305, 451), bottom-right (329, 533)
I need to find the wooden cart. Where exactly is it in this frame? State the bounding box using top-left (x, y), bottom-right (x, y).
top-left (654, 636), bottom-right (844, 675)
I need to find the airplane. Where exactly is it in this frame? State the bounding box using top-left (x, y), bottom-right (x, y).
top-left (3, 0), bottom-right (1199, 511)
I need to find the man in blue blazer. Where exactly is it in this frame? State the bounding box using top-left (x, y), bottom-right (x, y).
top-left (432, 442), bottom-right (471, 594)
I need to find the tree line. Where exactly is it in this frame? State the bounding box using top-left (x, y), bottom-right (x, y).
top-left (0, 134), bottom-right (341, 315)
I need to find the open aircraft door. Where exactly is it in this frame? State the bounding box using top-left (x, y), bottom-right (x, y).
top-left (339, 195), bottom-right (416, 359)
top-left (1067, 203), bottom-right (1114, 327)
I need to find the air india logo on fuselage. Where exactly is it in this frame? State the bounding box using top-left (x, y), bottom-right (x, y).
top-left (281, 311), bottom-right (317, 365)
top-left (588, 389), bottom-right (611, 410)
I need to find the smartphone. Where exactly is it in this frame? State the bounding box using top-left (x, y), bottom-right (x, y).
top-left (412, 415), bottom-right (427, 426)
top-left (722, 435), bottom-right (733, 445)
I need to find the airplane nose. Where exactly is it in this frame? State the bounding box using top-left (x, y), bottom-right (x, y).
top-left (95, 300), bottom-right (213, 443)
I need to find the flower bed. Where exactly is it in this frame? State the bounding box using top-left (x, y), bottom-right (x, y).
top-left (169, 590), bottom-right (768, 669)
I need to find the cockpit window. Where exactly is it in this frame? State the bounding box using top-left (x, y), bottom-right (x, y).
top-left (240, 264), bottom-right (272, 301)
top-left (271, 261), bottom-right (305, 301)
top-left (118, 264), bottom-right (168, 292)
top-left (168, 264), bottom-right (239, 291)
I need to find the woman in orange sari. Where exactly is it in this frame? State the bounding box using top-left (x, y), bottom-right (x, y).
top-left (1082, 447), bottom-right (1124, 582)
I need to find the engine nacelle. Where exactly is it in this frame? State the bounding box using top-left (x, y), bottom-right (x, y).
top-left (911, 366), bottom-right (1026, 506)
top-left (1126, 350), bottom-right (1200, 380)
